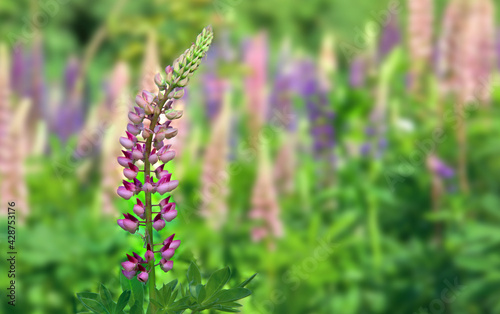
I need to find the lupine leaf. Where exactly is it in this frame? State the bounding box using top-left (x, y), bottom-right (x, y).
top-left (77, 292), bottom-right (100, 301)
top-left (130, 278), bottom-right (144, 309)
top-left (213, 288), bottom-right (252, 303)
top-left (119, 272), bottom-right (134, 307)
top-left (206, 267), bottom-right (231, 298)
top-left (196, 284), bottom-right (206, 303)
top-left (187, 262), bottom-right (202, 286)
top-left (167, 296), bottom-right (191, 311)
top-left (78, 297), bottom-right (109, 314)
top-left (149, 299), bottom-right (164, 309)
top-left (99, 284), bottom-right (115, 312)
top-left (220, 302), bottom-right (243, 308)
top-left (130, 302), bottom-right (144, 314)
top-left (115, 290), bottom-right (131, 314)
top-left (236, 273), bottom-right (257, 288)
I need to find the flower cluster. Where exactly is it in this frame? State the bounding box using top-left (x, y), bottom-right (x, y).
top-left (115, 26), bottom-right (213, 283)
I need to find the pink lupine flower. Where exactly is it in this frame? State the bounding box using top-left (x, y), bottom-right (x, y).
top-left (121, 254), bottom-right (139, 272)
top-left (117, 214), bottom-right (139, 233)
top-left (153, 213), bottom-right (166, 231)
top-left (161, 203), bottom-right (178, 222)
top-left (200, 88), bottom-right (231, 230)
top-left (122, 270), bottom-right (136, 280)
top-left (160, 259), bottom-right (174, 272)
top-left (145, 244), bottom-right (155, 263)
top-left (98, 62), bottom-right (131, 216)
top-left (407, 0), bottom-right (433, 92)
top-left (249, 145), bottom-right (283, 251)
top-left (0, 45), bottom-right (30, 221)
top-left (115, 27), bottom-right (213, 295)
top-left (137, 271), bottom-right (149, 283)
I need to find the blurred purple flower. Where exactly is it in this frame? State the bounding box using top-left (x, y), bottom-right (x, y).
top-left (268, 43), bottom-right (296, 131)
top-left (428, 155), bottom-right (455, 179)
top-left (52, 57), bottom-right (88, 142)
top-left (297, 59), bottom-right (335, 157)
top-left (349, 57), bottom-right (366, 88)
top-left (377, 13), bottom-right (401, 62)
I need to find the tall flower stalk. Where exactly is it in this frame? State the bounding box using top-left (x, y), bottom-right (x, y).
top-left (115, 26), bottom-right (213, 304)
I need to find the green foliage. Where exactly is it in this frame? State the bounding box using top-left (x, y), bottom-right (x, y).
top-left (76, 263), bottom-right (255, 313)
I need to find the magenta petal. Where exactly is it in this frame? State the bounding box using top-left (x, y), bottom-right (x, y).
top-left (117, 187), bottom-right (133, 200)
top-left (145, 250), bottom-right (155, 263)
top-left (163, 234), bottom-right (175, 246)
top-left (122, 270), bottom-right (136, 279)
top-left (135, 94), bottom-right (148, 108)
top-left (161, 248), bottom-right (175, 260)
top-left (124, 169), bottom-right (138, 180)
top-left (117, 157), bottom-right (132, 167)
top-left (163, 209), bottom-right (177, 222)
top-left (119, 137), bottom-right (134, 149)
top-left (160, 259), bottom-right (174, 272)
top-left (121, 261), bottom-right (137, 272)
top-left (157, 181), bottom-right (179, 195)
top-left (133, 204), bottom-right (145, 217)
top-left (153, 219), bottom-right (166, 231)
top-left (149, 154), bottom-right (158, 164)
top-left (128, 112), bottom-right (143, 124)
top-left (159, 150), bottom-right (176, 163)
top-left (169, 240), bottom-right (181, 250)
top-left (123, 220), bottom-right (138, 233)
top-left (137, 272), bottom-right (149, 283)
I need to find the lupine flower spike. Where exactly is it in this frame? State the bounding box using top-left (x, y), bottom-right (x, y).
top-left (116, 27), bottom-right (213, 306)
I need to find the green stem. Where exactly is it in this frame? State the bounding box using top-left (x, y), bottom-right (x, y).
top-left (144, 85), bottom-right (175, 313)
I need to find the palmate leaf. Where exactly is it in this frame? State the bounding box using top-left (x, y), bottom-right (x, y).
top-left (78, 296), bottom-right (109, 314)
top-left (212, 288), bottom-right (252, 303)
top-left (116, 290), bottom-right (131, 314)
top-left (237, 273), bottom-right (257, 288)
top-left (187, 262), bottom-right (202, 286)
top-left (100, 283), bottom-right (115, 312)
top-left (206, 267), bottom-right (231, 298)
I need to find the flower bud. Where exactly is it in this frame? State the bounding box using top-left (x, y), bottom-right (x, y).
top-left (142, 90), bottom-right (155, 104)
top-left (160, 259), bottom-right (173, 272)
top-left (122, 270), bottom-right (136, 279)
top-left (169, 240), bottom-right (181, 250)
top-left (154, 73), bottom-right (166, 89)
top-left (155, 129), bottom-right (166, 142)
top-left (118, 157), bottom-right (132, 167)
top-left (165, 110), bottom-right (183, 120)
top-left (163, 209), bottom-right (178, 222)
top-left (117, 214), bottom-right (139, 233)
top-left (142, 128), bottom-right (153, 139)
top-left (154, 139), bottom-right (165, 150)
top-left (121, 260), bottom-right (137, 272)
top-left (137, 272), bottom-right (149, 283)
top-left (159, 150), bottom-right (176, 163)
top-left (123, 163), bottom-right (139, 180)
top-left (164, 128), bottom-right (178, 139)
top-left (145, 244), bottom-right (155, 262)
top-left (127, 123), bottom-right (141, 135)
top-left (149, 153), bottom-right (158, 164)
top-left (128, 112), bottom-right (143, 124)
top-left (133, 199), bottom-right (145, 217)
top-left (157, 180), bottom-right (179, 195)
top-left (153, 214), bottom-right (166, 231)
top-left (135, 95), bottom-right (148, 108)
top-left (161, 248), bottom-right (175, 260)
top-left (165, 65), bottom-right (173, 83)
top-left (145, 103), bottom-right (154, 115)
top-left (117, 186), bottom-right (133, 200)
top-left (119, 137), bottom-right (135, 149)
